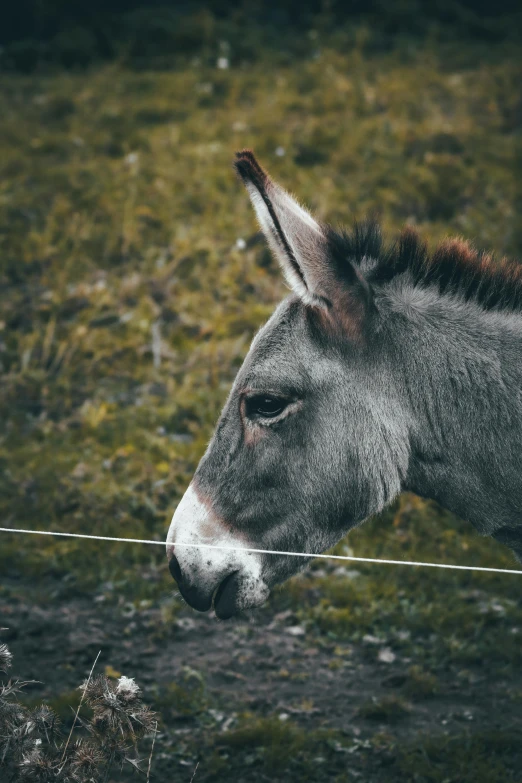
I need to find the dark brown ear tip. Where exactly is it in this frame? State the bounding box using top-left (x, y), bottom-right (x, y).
top-left (235, 148), bottom-right (256, 161)
top-left (233, 149), bottom-right (267, 185)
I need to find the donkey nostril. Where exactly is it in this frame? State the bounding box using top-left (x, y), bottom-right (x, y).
top-left (169, 554), bottom-right (183, 586)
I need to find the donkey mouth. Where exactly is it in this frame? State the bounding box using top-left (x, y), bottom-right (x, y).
top-left (213, 570), bottom-right (240, 620)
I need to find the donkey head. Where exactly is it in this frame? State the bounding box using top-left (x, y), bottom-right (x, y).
top-left (166, 150), bottom-right (412, 618)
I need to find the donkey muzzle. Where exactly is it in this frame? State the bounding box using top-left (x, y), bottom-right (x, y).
top-left (168, 554), bottom-right (213, 613)
top-left (166, 482), bottom-right (270, 618)
top-left (169, 554), bottom-right (242, 618)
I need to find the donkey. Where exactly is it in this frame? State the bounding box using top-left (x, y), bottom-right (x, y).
top-left (166, 149), bottom-right (522, 619)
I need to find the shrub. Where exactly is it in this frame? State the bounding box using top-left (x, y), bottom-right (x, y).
top-left (0, 636), bottom-right (157, 782)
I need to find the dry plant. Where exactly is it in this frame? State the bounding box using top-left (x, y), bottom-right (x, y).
top-left (0, 634), bottom-right (157, 782)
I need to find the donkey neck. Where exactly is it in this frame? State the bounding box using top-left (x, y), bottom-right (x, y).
top-left (383, 281), bottom-right (522, 544)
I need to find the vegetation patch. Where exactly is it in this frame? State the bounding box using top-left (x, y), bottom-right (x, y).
top-left (0, 637), bottom-right (157, 782)
top-left (358, 695), bottom-right (412, 722)
top-left (214, 714), bottom-right (353, 779)
top-left (395, 729), bottom-right (522, 782)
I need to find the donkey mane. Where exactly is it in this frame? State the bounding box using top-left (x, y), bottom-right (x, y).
top-left (327, 220), bottom-right (522, 314)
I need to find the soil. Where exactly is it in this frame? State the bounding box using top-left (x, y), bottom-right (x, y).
top-left (1, 573), bottom-right (521, 782)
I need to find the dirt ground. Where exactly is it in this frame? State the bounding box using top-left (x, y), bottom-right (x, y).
top-left (2, 570), bottom-right (521, 783)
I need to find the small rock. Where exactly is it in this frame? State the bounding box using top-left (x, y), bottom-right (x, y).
top-left (71, 462), bottom-right (88, 479)
top-left (378, 648), bottom-right (396, 664)
top-left (274, 610), bottom-right (294, 622)
top-left (362, 634), bottom-right (381, 645)
top-left (286, 626), bottom-right (305, 636)
top-left (175, 618), bottom-right (196, 632)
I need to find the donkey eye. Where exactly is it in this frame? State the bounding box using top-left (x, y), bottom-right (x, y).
top-left (245, 395), bottom-right (288, 419)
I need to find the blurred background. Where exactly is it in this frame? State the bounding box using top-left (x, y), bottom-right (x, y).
top-left (1, 1), bottom-right (521, 781)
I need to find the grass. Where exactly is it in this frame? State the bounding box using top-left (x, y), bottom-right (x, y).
top-left (153, 667), bottom-right (209, 718)
top-left (213, 713), bottom-right (352, 778)
top-left (268, 494), bottom-right (522, 671)
top-left (1, 21), bottom-right (521, 782)
top-left (395, 729), bottom-right (522, 783)
top-left (403, 666), bottom-right (439, 699)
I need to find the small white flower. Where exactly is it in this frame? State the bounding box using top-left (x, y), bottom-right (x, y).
top-left (275, 146), bottom-right (285, 157)
top-left (217, 57), bottom-right (229, 70)
top-left (235, 238), bottom-right (246, 250)
top-left (125, 152), bottom-right (139, 166)
top-left (116, 675), bottom-right (140, 699)
top-left (0, 643), bottom-right (13, 670)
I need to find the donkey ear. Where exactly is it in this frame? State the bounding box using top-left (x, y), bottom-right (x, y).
top-left (234, 151), bottom-right (373, 338)
top-left (234, 150), bottom-right (328, 307)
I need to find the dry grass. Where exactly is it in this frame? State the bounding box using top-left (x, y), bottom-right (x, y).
top-left (0, 636), bottom-right (157, 781)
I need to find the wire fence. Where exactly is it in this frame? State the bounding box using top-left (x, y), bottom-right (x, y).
top-left (1, 526), bottom-right (521, 575)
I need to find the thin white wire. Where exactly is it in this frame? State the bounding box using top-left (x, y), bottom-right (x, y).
top-left (0, 526), bottom-right (521, 574)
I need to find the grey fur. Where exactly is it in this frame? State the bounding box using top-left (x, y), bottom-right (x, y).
top-left (167, 152), bottom-right (522, 617)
